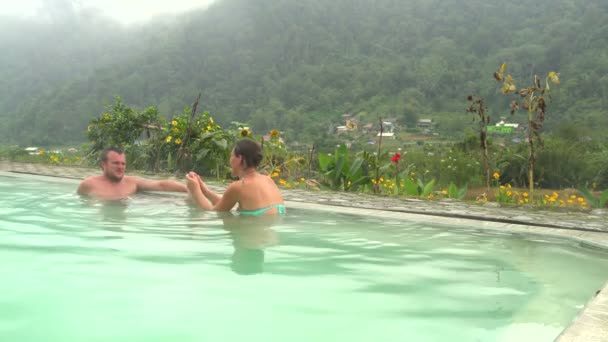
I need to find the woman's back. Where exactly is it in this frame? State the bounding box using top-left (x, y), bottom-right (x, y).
top-left (237, 173), bottom-right (284, 215)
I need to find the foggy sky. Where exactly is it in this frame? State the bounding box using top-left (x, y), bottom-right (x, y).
top-left (0, 0), bottom-right (215, 24)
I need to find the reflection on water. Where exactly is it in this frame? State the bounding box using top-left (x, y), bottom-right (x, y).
top-left (222, 213), bottom-right (281, 275)
top-left (185, 209), bottom-right (282, 275)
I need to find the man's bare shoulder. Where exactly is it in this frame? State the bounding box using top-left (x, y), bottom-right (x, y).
top-left (78, 175), bottom-right (102, 195)
top-left (123, 175), bottom-right (142, 182)
top-left (80, 175), bottom-right (105, 183)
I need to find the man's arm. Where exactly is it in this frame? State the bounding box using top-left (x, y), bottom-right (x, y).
top-left (135, 177), bottom-right (188, 193)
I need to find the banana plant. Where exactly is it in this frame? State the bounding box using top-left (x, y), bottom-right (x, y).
top-left (401, 176), bottom-right (436, 197)
top-left (447, 182), bottom-right (468, 199)
top-left (579, 187), bottom-right (608, 208)
top-left (318, 144), bottom-right (370, 191)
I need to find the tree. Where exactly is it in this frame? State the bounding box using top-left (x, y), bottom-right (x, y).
top-left (467, 95), bottom-right (492, 192)
top-left (494, 63), bottom-right (560, 199)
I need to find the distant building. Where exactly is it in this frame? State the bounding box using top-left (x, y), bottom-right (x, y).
top-left (377, 132), bottom-right (395, 139)
top-left (336, 125), bottom-right (349, 134)
top-left (382, 121), bottom-right (396, 133)
top-left (417, 119), bottom-right (433, 128)
top-left (24, 147), bottom-right (39, 155)
top-left (488, 120), bottom-right (521, 134)
top-left (345, 118), bottom-right (359, 130)
top-left (495, 120), bottom-right (519, 128)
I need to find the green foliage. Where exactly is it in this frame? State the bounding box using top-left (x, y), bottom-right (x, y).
top-left (400, 177), bottom-right (436, 197)
top-left (447, 182), bottom-right (468, 199)
top-left (578, 188), bottom-right (608, 209)
top-left (495, 185), bottom-right (515, 205)
top-left (86, 97), bottom-right (159, 154)
top-left (318, 144), bottom-right (370, 191)
top-left (153, 107), bottom-right (233, 175)
top-left (84, 99), bottom-right (235, 177)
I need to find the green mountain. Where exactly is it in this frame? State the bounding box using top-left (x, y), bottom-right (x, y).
top-left (1, 0), bottom-right (607, 145)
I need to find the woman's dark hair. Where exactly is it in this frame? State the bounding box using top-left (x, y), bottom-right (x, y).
top-left (233, 139), bottom-right (263, 168)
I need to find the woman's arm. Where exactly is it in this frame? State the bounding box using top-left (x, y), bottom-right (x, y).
top-left (195, 174), bottom-right (222, 205)
top-left (186, 173), bottom-right (240, 211)
top-left (186, 173), bottom-right (213, 210)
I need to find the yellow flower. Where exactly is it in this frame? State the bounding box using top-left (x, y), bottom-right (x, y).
top-left (38, 149), bottom-right (44, 155)
top-left (206, 125), bottom-right (212, 131)
top-left (175, 138), bottom-right (182, 145)
top-left (570, 195), bottom-right (577, 199)
top-left (507, 184), bottom-right (512, 188)
top-left (173, 128), bottom-right (179, 133)
top-left (507, 191), bottom-right (512, 196)
top-left (441, 190), bottom-right (448, 195)
top-left (166, 136), bottom-right (172, 143)
top-left (492, 172), bottom-right (500, 180)
top-left (499, 185), bottom-right (505, 190)
top-left (240, 128), bottom-right (251, 137)
top-left (87, 125), bottom-right (93, 132)
top-left (523, 192), bottom-right (529, 197)
top-left (171, 120), bottom-right (178, 126)
top-left (103, 113), bottom-right (111, 120)
top-left (271, 172), bottom-right (279, 178)
top-left (270, 129), bottom-right (279, 138)
top-left (209, 117), bottom-right (214, 124)
top-left (300, 177), bottom-right (305, 181)
top-left (577, 197), bottom-right (584, 202)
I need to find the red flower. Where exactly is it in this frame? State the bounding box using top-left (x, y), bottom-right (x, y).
top-left (391, 153), bottom-right (401, 163)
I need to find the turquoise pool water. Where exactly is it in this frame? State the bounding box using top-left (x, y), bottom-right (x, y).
top-left (1, 174), bottom-right (607, 342)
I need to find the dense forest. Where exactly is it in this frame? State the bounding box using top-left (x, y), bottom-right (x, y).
top-left (1, 0), bottom-right (607, 146)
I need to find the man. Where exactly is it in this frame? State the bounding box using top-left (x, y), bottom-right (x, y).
top-left (77, 147), bottom-right (188, 200)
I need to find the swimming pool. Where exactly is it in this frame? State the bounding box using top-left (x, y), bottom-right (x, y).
top-left (1, 173), bottom-right (607, 341)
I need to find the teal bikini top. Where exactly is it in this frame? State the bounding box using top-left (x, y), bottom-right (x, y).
top-left (238, 204), bottom-right (286, 216)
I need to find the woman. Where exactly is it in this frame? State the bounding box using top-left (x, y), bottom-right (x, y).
top-left (186, 138), bottom-right (286, 215)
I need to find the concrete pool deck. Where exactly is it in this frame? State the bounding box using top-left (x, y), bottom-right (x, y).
top-left (1, 160), bottom-right (607, 341)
